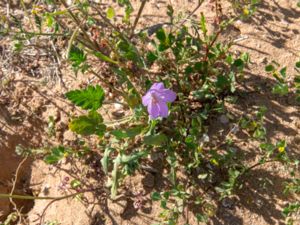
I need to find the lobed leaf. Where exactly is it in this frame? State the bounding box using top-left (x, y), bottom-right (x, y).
top-left (144, 134), bottom-right (168, 146)
top-left (69, 111), bottom-right (106, 137)
top-left (68, 45), bottom-right (87, 68)
top-left (111, 125), bottom-right (144, 140)
top-left (44, 146), bottom-right (66, 164)
top-left (106, 7), bottom-right (115, 20)
top-left (66, 85), bottom-right (105, 110)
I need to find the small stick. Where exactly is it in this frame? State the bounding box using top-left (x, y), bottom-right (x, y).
top-left (9, 156), bottom-right (28, 224)
top-left (177, 0), bottom-right (205, 28)
top-left (0, 189), bottom-right (93, 201)
top-left (130, 0), bottom-right (147, 39)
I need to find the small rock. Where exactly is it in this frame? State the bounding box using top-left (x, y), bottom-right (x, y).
top-left (107, 198), bottom-right (128, 215)
top-left (112, 110), bottom-right (125, 118)
top-left (219, 115), bottom-right (229, 124)
top-left (63, 130), bottom-right (76, 142)
top-left (41, 184), bottom-right (50, 196)
top-left (222, 198), bottom-right (235, 209)
top-left (114, 103), bottom-right (123, 110)
top-left (293, 135), bottom-right (300, 145)
top-left (256, 199), bottom-right (263, 208)
top-left (150, 152), bottom-right (163, 161)
top-left (142, 173), bottom-right (155, 188)
top-left (231, 124), bottom-right (240, 134)
top-left (200, 134), bottom-right (210, 143)
top-left (235, 20), bottom-right (243, 26)
top-left (259, 57), bottom-right (268, 64)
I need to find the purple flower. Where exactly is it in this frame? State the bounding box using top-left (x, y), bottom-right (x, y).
top-left (142, 82), bottom-right (176, 119)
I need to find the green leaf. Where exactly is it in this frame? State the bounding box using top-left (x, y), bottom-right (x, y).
top-left (45, 13), bottom-right (54, 28)
top-left (66, 85), bottom-right (105, 110)
top-left (70, 179), bottom-right (81, 188)
top-left (160, 199), bottom-right (168, 209)
top-left (44, 155), bottom-right (60, 164)
top-left (216, 75), bottom-right (229, 90)
top-left (185, 66), bottom-right (193, 75)
top-left (144, 134), bottom-right (168, 146)
top-left (69, 111), bottom-right (106, 137)
top-left (233, 58), bottom-right (244, 70)
top-left (167, 5), bottom-right (174, 17)
top-left (94, 51), bottom-right (118, 64)
top-left (44, 146), bottom-right (66, 164)
top-left (200, 13), bottom-right (207, 37)
top-left (156, 28), bottom-right (167, 42)
top-left (146, 51), bottom-right (158, 65)
top-left (111, 125), bottom-right (144, 139)
top-left (196, 213), bottom-right (208, 223)
top-left (68, 45), bottom-right (87, 68)
top-left (151, 192), bottom-right (161, 201)
top-left (253, 127), bottom-right (266, 139)
top-left (120, 150), bottom-right (147, 164)
top-left (106, 7), bottom-right (115, 20)
top-left (111, 155), bottom-right (121, 199)
top-left (296, 61), bottom-right (300, 68)
top-left (101, 147), bottom-right (114, 174)
top-left (272, 83), bottom-right (289, 96)
top-left (265, 64), bottom-right (274, 72)
top-left (13, 41), bottom-right (24, 52)
top-left (117, 40), bottom-right (144, 66)
top-left (34, 14), bottom-right (42, 31)
top-left (279, 67), bottom-right (287, 78)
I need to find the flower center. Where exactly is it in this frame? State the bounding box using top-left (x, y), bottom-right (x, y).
top-left (151, 92), bottom-right (158, 104)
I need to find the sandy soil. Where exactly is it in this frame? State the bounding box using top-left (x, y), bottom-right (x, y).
top-left (0, 0), bottom-right (299, 224)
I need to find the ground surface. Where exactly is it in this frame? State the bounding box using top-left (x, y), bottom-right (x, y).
top-left (0, 0), bottom-right (299, 225)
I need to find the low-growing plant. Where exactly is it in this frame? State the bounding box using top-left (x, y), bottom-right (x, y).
top-left (282, 202), bottom-right (300, 225)
top-left (266, 60), bottom-right (300, 102)
top-left (1, 0), bottom-right (299, 224)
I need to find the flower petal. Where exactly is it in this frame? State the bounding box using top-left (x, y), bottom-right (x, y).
top-left (159, 89), bottom-right (177, 103)
top-left (142, 92), bottom-right (152, 106)
top-left (150, 82), bottom-right (165, 90)
top-left (148, 101), bottom-right (160, 119)
top-left (157, 101), bottom-right (169, 118)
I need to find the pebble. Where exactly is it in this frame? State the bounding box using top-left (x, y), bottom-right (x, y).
top-left (63, 130), bottom-right (77, 142)
top-left (222, 198), bottom-right (235, 209)
top-left (293, 135), bottom-right (300, 145)
top-left (114, 103), bottom-right (123, 110)
top-left (255, 199), bottom-right (263, 208)
top-left (112, 110), bottom-right (125, 118)
top-left (142, 173), bottom-right (155, 188)
top-left (259, 57), bottom-right (268, 64)
top-left (200, 134), bottom-right (210, 143)
top-left (219, 115), bottom-right (229, 124)
top-left (150, 152), bottom-right (163, 161)
top-left (107, 198), bottom-right (128, 215)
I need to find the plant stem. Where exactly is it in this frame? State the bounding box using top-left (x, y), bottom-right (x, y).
top-left (66, 26), bottom-right (80, 58)
top-left (59, 0), bottom-right (96, 50)
top-left (104, 115), bottom-right (134, 127)
top-left (130, 0), bottom-right (147, 39)
top-left (0, 189), bottom-right (92, 201)
top-left (177, 0), bottom-right (205, 28)
top-left (0, 30), bottom-right (69, 37)
top-left (243, 159), bottom-right (276, 175)
top-left (90, 3), bottom-right (129, 41)
top-left (89, 69), bottom-right (124, 96)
